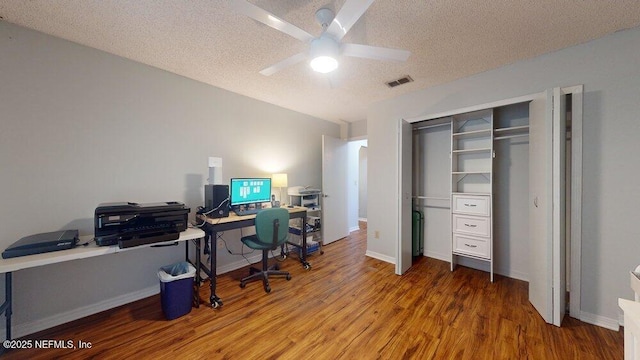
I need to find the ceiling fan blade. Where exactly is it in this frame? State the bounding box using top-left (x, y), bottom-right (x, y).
top-left (342, 43), bottom-right (411, 62)
top-left (326, 0), bottom-right (376, 41)
top-left (232, 0), bottom-right (315, 43)
top-left (259, 52), bottom-right (308, 76)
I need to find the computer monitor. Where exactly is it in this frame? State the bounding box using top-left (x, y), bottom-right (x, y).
top-left (229, 178), bottom-right (272, 207)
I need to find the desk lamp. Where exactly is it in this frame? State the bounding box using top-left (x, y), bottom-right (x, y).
top-left (272, 173), bottom-right (288, 206)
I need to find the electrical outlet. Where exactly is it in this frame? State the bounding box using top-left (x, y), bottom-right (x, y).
top-left (217, 239), bottom-right (224, 249)
top-left (374, 230), bottom-right (380, 239)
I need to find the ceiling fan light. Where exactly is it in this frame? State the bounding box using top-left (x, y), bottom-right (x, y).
top-left (310, 56), bottom-right (338, 73)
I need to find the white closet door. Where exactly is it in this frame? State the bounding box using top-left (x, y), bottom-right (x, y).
top-left (528, 88), bottom-right (567, 326)
top-left (528, 90), bottom-right (553, 324)
top-left (396, 119), bottom-right (413, 275)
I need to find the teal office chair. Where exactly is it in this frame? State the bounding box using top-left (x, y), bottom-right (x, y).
top-left (240, 207), bottom-right (291, 293)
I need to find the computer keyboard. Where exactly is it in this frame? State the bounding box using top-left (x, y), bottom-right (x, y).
top-left (233, 209), bottom-right (261, 216)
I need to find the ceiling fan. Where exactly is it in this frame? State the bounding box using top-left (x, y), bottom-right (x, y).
top-left (232, 0), bottom-right (411, 76)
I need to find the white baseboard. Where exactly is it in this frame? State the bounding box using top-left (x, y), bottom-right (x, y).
top-left (358, 218), bottom-right (367, 222)
top-left (579, 310), bottom-right (620, 331)
top-left (365, 250), bottom-right (395, 264)
top-left (2, 285), bottom-right (159, 339)
top-left (349, 226), bottom-right (360, 233)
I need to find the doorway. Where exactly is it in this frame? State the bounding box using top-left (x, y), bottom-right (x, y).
top-left (347, 139), bottom-right (367, 232)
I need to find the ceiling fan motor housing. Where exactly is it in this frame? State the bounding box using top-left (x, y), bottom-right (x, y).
top-left (309, 35), bottom-right (340, 73)
top-left (310, 35), bottom-right (340, 59)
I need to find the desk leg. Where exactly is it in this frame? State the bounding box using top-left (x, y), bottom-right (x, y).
top-left (2, 272), bottom-right (11, 342)
top-left (186, 238), bottom-right (201, 309)
top-left (195, 237), bottom-right (201, 308)
top-left (209, 229), bottom-right (222, 308)
top-left (300, 215), bottom-right (311, 270)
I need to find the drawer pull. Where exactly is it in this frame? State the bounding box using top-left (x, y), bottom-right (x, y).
top-left (464, 243), bottom-right (478, 248)
top-left (464, 223), bottom-right (477, 228)
top-left (464, 203), bottom-right (477, 207)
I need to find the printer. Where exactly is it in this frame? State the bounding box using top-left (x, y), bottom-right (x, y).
top-left (94, 202), bottom-right (190, 248)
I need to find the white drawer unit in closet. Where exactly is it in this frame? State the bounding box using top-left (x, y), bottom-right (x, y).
top-left (452, 214), bottom-right (491, 237)
top-left (450, 108), bottom-right (494, 281)
top-left (453, 234), bottom-right (490, 259)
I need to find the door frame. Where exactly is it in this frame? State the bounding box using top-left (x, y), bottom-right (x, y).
top-left (401, 87), bottom-right (583, 320)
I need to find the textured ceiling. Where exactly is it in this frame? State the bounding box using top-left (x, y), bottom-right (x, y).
top-left (1, 1), bottom-right (640, 123)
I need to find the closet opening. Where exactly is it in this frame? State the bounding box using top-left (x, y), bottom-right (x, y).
top-left (403, 87), bottom-right (583, 326)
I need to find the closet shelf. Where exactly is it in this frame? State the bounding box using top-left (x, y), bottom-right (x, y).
top-left (413, 195), bottom-right (450, 201)
top-left (494, 125), bottom-right (529, 134)
top-left (452, 129), bottom-right (492, 138)
top-left (452, 171), bottom-right (491, 175)
top-left (452, 148), bottom-right (492, 154)
top-left (452, 191), bottom-right (491, 196)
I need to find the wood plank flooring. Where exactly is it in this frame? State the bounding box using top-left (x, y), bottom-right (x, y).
top-left (5, 223), bottom-right (623, 359)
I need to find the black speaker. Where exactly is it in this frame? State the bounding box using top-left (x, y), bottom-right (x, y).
top-left (204, 184), bottom-right (229, 218)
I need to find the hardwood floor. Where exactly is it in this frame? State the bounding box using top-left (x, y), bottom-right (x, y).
top-left (5, 222), bottom-right (623, 359)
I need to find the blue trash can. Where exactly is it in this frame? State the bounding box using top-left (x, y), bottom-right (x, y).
top-left (158, 262), bottom-right (196, 320)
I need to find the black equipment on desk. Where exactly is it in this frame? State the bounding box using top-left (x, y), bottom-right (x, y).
top-left (2, 230), bottom-right (79, 259)
top-left (94, 202), bottom-right (190, 248)
top-left (204, 184), bottom-right (229, 218)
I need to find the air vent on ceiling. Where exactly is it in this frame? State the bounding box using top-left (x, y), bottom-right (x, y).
top-left (386, 75), bottom-right (413, 88)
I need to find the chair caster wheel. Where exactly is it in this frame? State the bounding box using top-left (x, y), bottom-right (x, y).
top-left (240, 282), bottom-right (246, 288)
top-left (303, 263), bottom-right (311, 270)
top-left (286, 274), bottom-right (291, 281)
top-left (265, 286), bottom-right (271, 293)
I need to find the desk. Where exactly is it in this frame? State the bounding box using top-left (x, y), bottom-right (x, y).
top-left (199, 206), bottom-right (309, 308)
top-left (0, 228), bottom-right (205, 342)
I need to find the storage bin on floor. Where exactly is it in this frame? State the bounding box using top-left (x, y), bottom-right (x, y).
top-left (158, 262), bottom-right (195, 320)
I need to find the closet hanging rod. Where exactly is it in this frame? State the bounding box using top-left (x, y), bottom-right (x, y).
top-left (413, 196), bottom-right (449, 201)
top-left (494, 133), bottom-right (530, 141)
top-left (413, 122), bottom-right (451, 131)
top-left (418, 205), bottom-right (451, 210)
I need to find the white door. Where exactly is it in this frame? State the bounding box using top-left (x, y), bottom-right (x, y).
top-left (396, 119), bottom-right (413, 275)
top-left (529, 90), bottom-right (553, 323)
top-left (552, 87), bottom-right (567, 326)
top-left (322, 135), bottom-right (349, 245)
top-left (528, 88), bottom-right (567, 326)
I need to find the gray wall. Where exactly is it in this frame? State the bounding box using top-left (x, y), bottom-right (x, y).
top-left (367, 26), bottom-right (640, 326)
top-left (0, 22), bottom-right (339, 337)
top-left (349, 119), bottom-right (367, 139)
